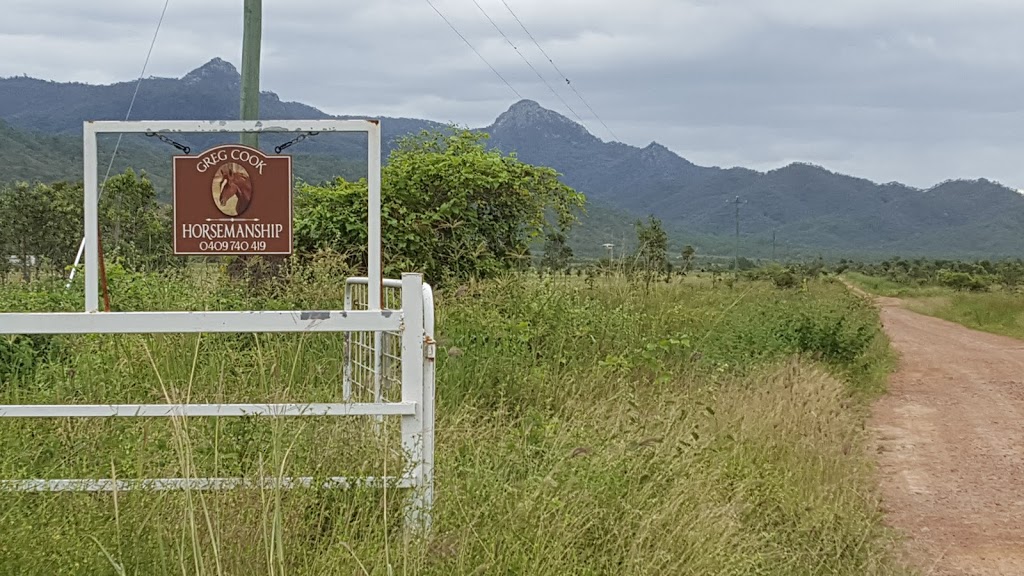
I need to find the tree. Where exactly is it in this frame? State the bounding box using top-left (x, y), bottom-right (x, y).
top-left (540, 230), bottom-right (573, 272)
top-left (0, 169), bottom-right (173, 282)
top-left (632, 215), bottom-right (669, 289)
top-left (98, 169), bottom-right (174, 271)
top-left (680, 244), bottom-right (696, 272)
top-left (293, 128), bottom-right (585, 285)
top-left (0, 180), bottom-right (80, 281)
top-left (734, 256), bottom-right (756, 271)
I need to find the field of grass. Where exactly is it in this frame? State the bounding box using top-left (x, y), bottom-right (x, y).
top-left (903, 293), bottom-right (1024, 340)
top-left (841, 272), bottom-right (950, 298)
top-left (0, 265), bottom-right (910, 575)
top-left (844, 271), bottom-right (1024, 341)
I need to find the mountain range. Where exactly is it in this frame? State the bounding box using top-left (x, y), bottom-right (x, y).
top-left (2, 57), bottom-right (1023, 260)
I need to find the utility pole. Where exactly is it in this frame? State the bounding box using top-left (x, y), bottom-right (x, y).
top-left (621, 231), bottom-right (626, 270)
top-left (772, 230), bottom-right (776, 262)
top-left (240, 0), bottom-right (262, 149)
top-left (730, 196), bottom-right (746, 276)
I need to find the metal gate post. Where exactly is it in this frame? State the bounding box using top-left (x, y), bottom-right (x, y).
top-left (400, 273), bottom-right (427, 529)
top-left (420, 281), bottom-right (436, 528)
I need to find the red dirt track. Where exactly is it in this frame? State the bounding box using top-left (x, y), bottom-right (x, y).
top-left (869, 296), bottom-right (1024, 575)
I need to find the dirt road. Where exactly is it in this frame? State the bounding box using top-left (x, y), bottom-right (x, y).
top-left (869, 296), bottom-right (1024, 575)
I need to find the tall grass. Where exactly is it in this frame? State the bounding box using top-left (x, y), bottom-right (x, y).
top-left (906, 292), bottom-right (1024, 340)
top-left (845, 270), bottom-right (1024, 341)
top-left (0, 266), bottom-right (910, 574)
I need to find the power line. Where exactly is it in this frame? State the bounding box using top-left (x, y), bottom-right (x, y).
top-left (423, 0), bottom-right (523, 100)
top-left (499, 0), bottom-right (619, 141)
top-left (469, 0), bottom-right (590, 129)
top-left (66, 0), bottom-right (172, 288)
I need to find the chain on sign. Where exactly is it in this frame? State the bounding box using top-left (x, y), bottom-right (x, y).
top-left (274, 131), bottom-right (319, 154)
top-left (145, 132), bottom-right (191, 154)
top-left (144, 131), bottom-right (318, 156)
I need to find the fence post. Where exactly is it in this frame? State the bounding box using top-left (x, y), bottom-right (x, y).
top-left (343, 282), bottom-right (353, 401)
top-left (420, 282), bottom-right (436, 530)
top-left (400, 273), bottom-right (427, 529)
top-left (83, 122), bottom-right (99, 313)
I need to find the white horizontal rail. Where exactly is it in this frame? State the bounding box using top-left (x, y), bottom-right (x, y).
top-left (0, 310), bottom-right (401, 335)
top-left (0, 475), bottom-right (416, 492)
top-left (347, 276), bottom-right (404, 289)
top-left (0, 402), bottom-right (417, 418)
top-left (85, 119), bottom-right (379, 134)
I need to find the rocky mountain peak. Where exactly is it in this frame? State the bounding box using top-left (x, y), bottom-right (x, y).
top-left (491, 99), bottom-right (592, 140)
top-left (182, 58), bottom-right (241, 86)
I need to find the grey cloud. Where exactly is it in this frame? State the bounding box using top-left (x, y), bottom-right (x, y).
top-left (2, 0), bottom-right (1024, 189)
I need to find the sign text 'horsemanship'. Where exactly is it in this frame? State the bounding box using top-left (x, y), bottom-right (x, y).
top-left (173, 144), bottom-right (292, 255)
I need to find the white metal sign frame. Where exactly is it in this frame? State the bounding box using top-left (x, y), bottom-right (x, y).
top-left (0, 119), bottom-right (435, 530)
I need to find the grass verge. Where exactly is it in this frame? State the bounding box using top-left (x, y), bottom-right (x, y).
top-left (0, 268), bottom-right (909, 574)
top-left (844, 272), bottom-right (1024, 341)
top-left (905, 293), bottom-right (1024, 340)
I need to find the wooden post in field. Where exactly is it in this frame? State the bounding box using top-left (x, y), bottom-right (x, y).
top-left (240, 0), bottom-right (262, 149)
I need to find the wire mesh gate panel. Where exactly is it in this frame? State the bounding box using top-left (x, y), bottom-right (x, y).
top-left (0, 119), bottom-right (436, 530)
top-left (344, 278), bottom-right (405, 406)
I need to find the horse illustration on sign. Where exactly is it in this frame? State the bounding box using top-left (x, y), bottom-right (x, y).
top-left (212, 162), bottom-right (253, 216)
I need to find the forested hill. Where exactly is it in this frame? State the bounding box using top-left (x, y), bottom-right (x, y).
top-left (480, 100), bottom-right (1024, 258)
top-left (2, 57), bottom-right (1023, 259)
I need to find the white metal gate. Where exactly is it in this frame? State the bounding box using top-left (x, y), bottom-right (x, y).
top-left (0, 119), bottom-right (436, 530)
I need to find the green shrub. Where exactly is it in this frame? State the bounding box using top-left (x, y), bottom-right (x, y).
top-left (936, 269), bottom-right (991, 292)
top-left (293, 129), bottom-right (584, 286)
top-left (0, 335), bottom-right (57, 382)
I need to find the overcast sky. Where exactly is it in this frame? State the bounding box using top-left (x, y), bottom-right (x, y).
top-left (3, 0), bottom-right (1024, 190)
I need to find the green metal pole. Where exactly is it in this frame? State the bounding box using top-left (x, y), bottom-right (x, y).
top-left (240, 0), bottom-right (262, 149)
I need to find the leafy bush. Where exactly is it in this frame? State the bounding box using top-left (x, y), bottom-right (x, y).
top-left (627, 215), bottom-right (670, 288)
top-left (0, 170), bottom-right (173, 281)
top-left (745, 263), bottom-right (801, 288)
top-left (0, 335), bottom-right (58, 383)
top-left (936, 269), bottom-right (991, 292)
top-left (294, 128), bottom-right (584, 285)
top-left (0, 335), bottom-right (34, 381)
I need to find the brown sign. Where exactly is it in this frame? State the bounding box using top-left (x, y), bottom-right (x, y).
top-left (173, 144), bottom-right (292, 255)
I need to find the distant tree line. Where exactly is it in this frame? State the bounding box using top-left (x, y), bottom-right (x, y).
top-left (836, 257), bottom-right (1024, 291)
top-left (0, 128), bottom-right (584, 288)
